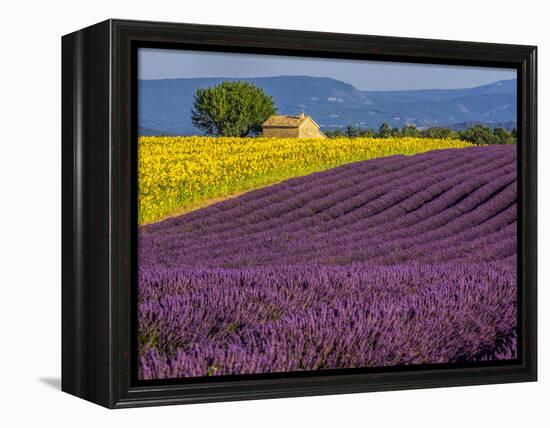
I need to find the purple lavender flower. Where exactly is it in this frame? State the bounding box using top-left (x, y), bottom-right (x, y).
top-left (138, 145), bottom-right (517, 380)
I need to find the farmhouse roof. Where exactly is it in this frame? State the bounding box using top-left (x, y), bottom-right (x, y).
top-left (262, 113), bottom-right (320, 129)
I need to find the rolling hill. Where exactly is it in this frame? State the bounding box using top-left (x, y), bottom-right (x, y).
top-left (139, 76), bottom-right (517, 135)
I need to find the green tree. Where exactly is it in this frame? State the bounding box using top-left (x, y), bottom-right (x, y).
top-left (391, 127), bottom-right (402, 137)
top-left (325, 129), bottom-right (345, 138)
top-left (401, 125), bottom-right (421, 137)
top-left (358, 128), bottom-right (376, 138)
top-left (377, 123), bottom-right (392, 138)
top-left (458, 125), bottom-right (499, 145)
top-left (493, 127), bottom-right (516, 144)
top-left (423, 127), bottom-right (455, 139)
top-left (191, 81), bottom-right (276, 137)
top-left (345, 125), bottom-right (360, 138)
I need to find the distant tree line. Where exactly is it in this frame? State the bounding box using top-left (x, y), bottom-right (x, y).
top-left (189, 81), bottom-right (517, 144)
top-left (324, 123), bottom-right (517, 145)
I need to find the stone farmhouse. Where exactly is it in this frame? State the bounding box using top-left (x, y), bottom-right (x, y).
top-left (261, 112), bottom-right (327, 138)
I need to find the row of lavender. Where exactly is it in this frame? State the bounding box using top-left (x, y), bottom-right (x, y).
top-left (138, 145), bottom-right (517, 379)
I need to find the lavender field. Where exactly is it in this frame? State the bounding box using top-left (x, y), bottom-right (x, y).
top-left (138, 145), bottom-right (517, 380)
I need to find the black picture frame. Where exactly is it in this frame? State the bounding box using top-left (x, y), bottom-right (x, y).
top-left (62, 19), bottom-right (537, 408)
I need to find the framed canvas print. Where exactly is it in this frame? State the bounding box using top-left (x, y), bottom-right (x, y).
top-left (62, 19), bottom-right (537, 408)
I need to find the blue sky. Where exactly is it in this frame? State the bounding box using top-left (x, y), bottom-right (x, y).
top-left (138, 48), bottom-right (516, 91)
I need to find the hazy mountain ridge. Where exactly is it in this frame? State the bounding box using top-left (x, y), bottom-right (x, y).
top-left (139, 76), bottom-right (517, 135)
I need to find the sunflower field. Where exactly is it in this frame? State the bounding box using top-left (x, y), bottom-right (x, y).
top-left (138, 136), bottom-right (473, 224)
